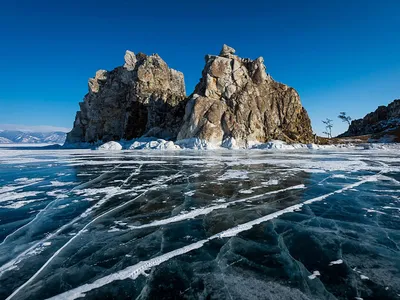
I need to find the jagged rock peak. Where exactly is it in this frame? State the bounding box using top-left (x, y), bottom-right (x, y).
top-left (66, 50), bottom-right (187, 144)
top-left (123, 50), bottom-right (137, 71)
top-left (199, 46), bottom-right (270, 101)
top-left (88, 70), bottom-right (107, 93)
top-left (178, 46), bottom-right (314, 146)
top-left (219, 44), bottom-right (236, 57)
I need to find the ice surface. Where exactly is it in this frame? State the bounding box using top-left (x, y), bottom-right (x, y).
top-left (0, 145), bottom-right (400, 300)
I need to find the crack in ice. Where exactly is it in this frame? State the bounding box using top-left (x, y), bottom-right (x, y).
top-left (123, 184), bottom-right (306, 231)
top-left (5, 171), bottom-right (183, 300)
top-left (43, 172), bottom-right (382, 300)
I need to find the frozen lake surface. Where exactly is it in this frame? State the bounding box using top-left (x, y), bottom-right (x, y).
top-left (0, 146), bottom-right (399, 300)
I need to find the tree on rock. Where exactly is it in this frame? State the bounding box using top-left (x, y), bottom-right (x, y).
top-left (338, 112), bottom-right (352, 125)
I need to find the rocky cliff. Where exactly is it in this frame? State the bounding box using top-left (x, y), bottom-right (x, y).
top-left (66, 51), bottom-right (186, 144)
top-left (340, 99), bottom-right (400, 138)
top-left (66, 45), bottom-right (314, 147)
top-left (177, 45), bottom-right (314, 147)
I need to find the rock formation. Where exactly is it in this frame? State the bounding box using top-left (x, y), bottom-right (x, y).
top-left (339, 99), bottom-right (400, 138)
top-left (177, 45), bottom-right (314, 147)
top-left (66, 45), bottom-right (315, 147)
top-left (66, 51), bottom-right (186, 144)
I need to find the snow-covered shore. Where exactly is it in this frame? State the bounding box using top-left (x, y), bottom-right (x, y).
top-left (64, 137), bottom-right (400, 151)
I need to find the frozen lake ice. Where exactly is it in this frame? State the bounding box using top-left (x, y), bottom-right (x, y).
top-left (0, 145), bottom-right (399, 299)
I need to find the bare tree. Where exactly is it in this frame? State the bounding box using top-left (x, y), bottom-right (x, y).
top-left (322, 118), bottom-right (333, 138)
top-left (338, 112), bottom-right (352, 125)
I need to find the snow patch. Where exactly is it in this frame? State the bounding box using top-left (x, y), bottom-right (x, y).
top-left (184, 191), bottom-right (195, 196)
top-left (251, 140), bottom-right (296, 150)
top-left (175, 138), bottom-right (219, 150)
top-left (218, 170), bottom-right (249, 181)
top-left (127, 137), bottom-right (180, 150)
top-left (239, 189), bottom-right (254, 194)
top-left (221, 137), bottom-right (239, 149)
top-left (48, 181), bottom-right (75, 187)
top-left (363, 208), bottom-right (386, 215)
top-left (0, 191), bottom-right (41, 203)
top-left (261, 179), bottom-right (279, 186)
top-left (308, 270), bottom-right (321, 280)
top-left (383, 206), bottom-right (400, 211)
top-left (2, 200), bottom-right (38, 209)
top-left (97, 141), bottom-right (122, 151)
top-left (329, 259), bottom-right (343, 266)
top-left (332, 174), bottom-right (347, 179)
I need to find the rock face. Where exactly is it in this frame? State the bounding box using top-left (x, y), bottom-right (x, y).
top-left (66, 45), bottom-right (315, 147)
top-left (177, 45), bottom-right (314, 146)
top-left (340, 99), bottom-right (400, 137)
top-left (66, 51), bottom-right (186, 144)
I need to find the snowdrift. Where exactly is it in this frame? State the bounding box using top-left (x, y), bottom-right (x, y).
top-left (63, 137), bottom-right (400, 151)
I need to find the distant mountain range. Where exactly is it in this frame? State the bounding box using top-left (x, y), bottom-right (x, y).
top-left (0, 130), bottom-right (66, 144)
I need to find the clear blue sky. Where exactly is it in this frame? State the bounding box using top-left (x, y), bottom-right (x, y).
top-left (0, 0), bottom-right (399, 136)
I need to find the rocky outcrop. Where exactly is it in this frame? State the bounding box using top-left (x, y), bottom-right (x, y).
top-left (177, 45), bottom-right (314, 147)
top-left (66, 51), bottom-right (186, 144)
top-left (340, 99), bottom-right (400, 137)
top-left (66, 45), bottom-right (315, 147)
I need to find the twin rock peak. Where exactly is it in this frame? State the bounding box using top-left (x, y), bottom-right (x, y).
top-left (66, 45), bottom-right (314, 147)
